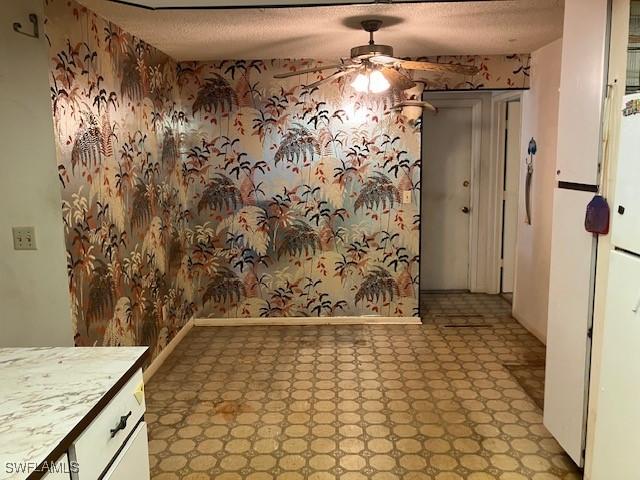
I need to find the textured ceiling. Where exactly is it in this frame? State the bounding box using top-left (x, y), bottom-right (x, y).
top-left (78, 0), bottom-right (564, 61)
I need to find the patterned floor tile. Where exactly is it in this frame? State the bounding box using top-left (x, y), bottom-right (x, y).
top-left (145, 293), bottom-right (582, 479)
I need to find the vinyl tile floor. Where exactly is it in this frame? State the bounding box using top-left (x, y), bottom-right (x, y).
top-left (145, 293), bottom-right (582, 480)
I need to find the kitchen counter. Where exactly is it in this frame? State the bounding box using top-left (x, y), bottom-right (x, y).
top-left (0, 347), bottom-right (147, 480)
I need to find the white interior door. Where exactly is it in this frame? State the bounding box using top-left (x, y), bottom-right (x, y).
top-left (421, 104), bottom-right (473, 291)
top-left (501, 100), bottom-right (522, 293)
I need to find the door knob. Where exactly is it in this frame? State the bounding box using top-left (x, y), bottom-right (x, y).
top-left (463, 180), bottom-right (470, 187)
top-left (461, 207), bottom-right (470, 214)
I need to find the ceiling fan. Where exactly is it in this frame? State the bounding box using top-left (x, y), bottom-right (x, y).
top-left (273, 19), bottom-right (480, 93)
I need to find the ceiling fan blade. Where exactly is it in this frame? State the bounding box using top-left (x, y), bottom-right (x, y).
top-left (396, 59), bottom-right (479, 76)
top-left (389, 100), bottom-right (437, 113)
top-left (273, 64), bottom-right (342, 79)
top-left (305, 69), bottom-right (351, 89)
top-left (380, 67), bottom-right (416, 91)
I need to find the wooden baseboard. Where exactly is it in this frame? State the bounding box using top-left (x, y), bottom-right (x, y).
top-left (193, 316), bottom-right (421, 327)
top-left (143, 317), bottom-right (194, 383)
top-left (143, 315), bottom-right (420, 381)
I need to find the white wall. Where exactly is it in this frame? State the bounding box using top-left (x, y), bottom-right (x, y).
top-left (512, 38), bottom-right (563, 343)
top-left (0, 0), bottom-right (73, 346)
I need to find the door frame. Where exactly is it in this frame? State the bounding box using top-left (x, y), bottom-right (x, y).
top-left (421, 96), bottom-right (482, 291)
top-left (496, 94), bottom-right (523, 293)
top-left (490, 91), bottom-right (524, 293)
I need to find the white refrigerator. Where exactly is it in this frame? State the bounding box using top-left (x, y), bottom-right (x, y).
top-left (588, 93), bottom-right (640, 479)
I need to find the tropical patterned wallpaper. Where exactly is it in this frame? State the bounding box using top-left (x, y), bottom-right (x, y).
top-left (45, 0), bottom-right (193, 356)
top-left (418, 54), bottom-right (530, 90)
top-left (177, 60), bottom-right (421, 319)
top-left (175, 52), bottom-right (529, 320)
top-left (44, 0), bottom-right (530, 359)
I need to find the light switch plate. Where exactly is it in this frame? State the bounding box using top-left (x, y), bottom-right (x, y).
top-left (12, 226), bottom-right (36, 250)
top-left (402, 190), bottom-right (412, 204)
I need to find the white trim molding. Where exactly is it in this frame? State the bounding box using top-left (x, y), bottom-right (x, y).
top-left (143, 317), bottom-right (194, 383)
top-left (194, 316), bottom-right (421, 327)
top-left (490, 91), bottom-right (524, 294)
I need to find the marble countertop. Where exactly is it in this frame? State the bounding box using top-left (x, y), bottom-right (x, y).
top-left (0, 347), bottom-right (147, 480)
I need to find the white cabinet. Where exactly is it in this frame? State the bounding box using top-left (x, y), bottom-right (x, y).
top-left (589, 250), bottom-right (640, 479)
top-left (544, 188), bottom-right (597, 466)
top-left (68, 368), bottom-right (148, 480)
top-left (612, 94), bottom-right (640, 253)
top-left (555, 0), bottom-right (609, 185)
top-left (103, 422), bottom-right (150, 480)
top-left (70, 370), bottom-right (145, 480)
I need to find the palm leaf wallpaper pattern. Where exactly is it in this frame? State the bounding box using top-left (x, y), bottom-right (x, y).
top-left (45, 0), bottom-right (530, 361)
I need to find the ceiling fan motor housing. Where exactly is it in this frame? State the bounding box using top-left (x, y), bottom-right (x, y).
top-left (351, 19), bottom-right (394, 60)
top-left (350, 43), bottom-right (394, 60)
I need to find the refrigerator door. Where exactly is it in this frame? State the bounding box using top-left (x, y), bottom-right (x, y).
top-left (611, 94), bottom-right (640, 253)
top-left (544, 188), bottom-right (596, 466)
top-left (589, 250), bottom-right (640, 479)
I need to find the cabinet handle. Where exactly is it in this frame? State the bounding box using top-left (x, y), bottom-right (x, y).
top-left (110, 411), bottom-right (132, 438)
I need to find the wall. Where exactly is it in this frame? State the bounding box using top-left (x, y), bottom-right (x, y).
top-left (419, 54), bottom-right (530, 91)
top-left (45, 0), bottom-right (193, 358)
top-left (178, 56), bottom-right (530, 320)
top-left (40, 0), bottom-right (534, 349)
top-left (178, 60), bottom-right (422, 319)
top-left (512, 38), bottom-right (563, 343)
top-left (0, 0), bottom-right (73, 347)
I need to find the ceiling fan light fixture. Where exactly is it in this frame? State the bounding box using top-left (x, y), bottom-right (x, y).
top-left (369, 70), bottom-right (390, 93)
top-left (351, 73), bottom-right (370, 93)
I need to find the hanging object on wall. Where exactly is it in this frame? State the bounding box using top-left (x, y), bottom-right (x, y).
top-left (273, 19), bottom-right (479, 91)
top-left (13, 13), bottom-right (39, 39)
top-left (584, 84), bottom-right (614, 236)
top-left (584, 194), bottom-right (610, 235)
top-left (524, 137), bottom-right (537, 225)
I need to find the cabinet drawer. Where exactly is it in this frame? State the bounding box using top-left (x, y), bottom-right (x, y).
top-left (103, 422), bottom-right (150, 480)
top-left (70, 369), bottom-right (145, 479)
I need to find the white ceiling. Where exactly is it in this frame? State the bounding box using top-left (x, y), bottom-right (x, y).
top-left (78, 0), bottom-right (564, 61)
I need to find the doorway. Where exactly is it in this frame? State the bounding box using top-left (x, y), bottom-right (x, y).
top-left (500, 99), bottom-right (522, 294)
top-left (420, 99), bottom-right (481, 291)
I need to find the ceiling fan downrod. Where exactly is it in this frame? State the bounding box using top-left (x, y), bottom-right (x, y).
top-left (361, 19), bottom-right (383, 45)
top-left (351, 19), bottom-right (394, 60)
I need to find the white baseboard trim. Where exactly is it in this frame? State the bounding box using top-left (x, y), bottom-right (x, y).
top-left (143, 317), bottom-right (194, 383)
top-left (193, 316), bottom-right (421, 327)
